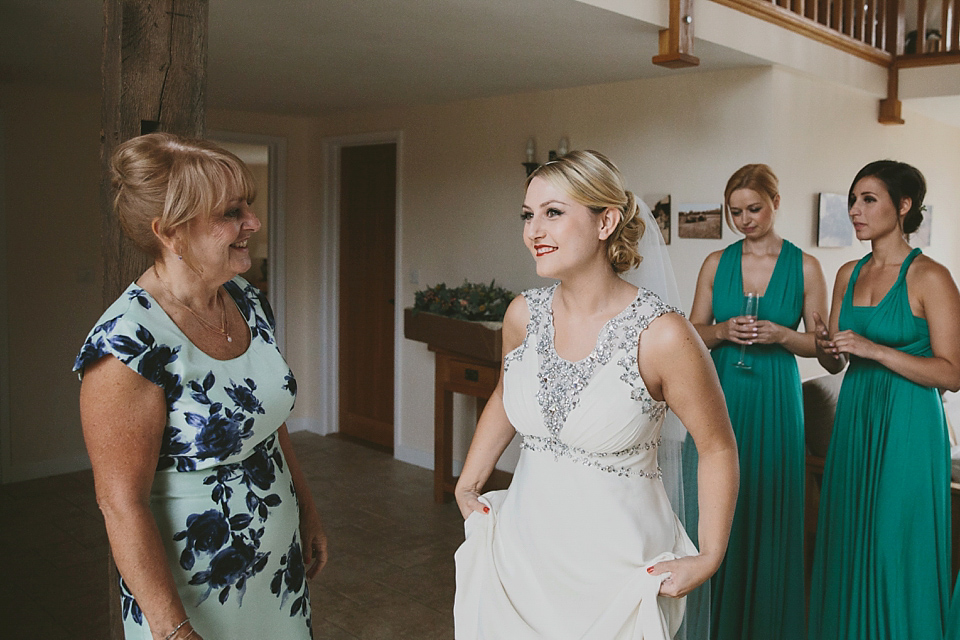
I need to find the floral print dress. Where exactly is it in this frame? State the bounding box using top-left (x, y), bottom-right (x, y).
top-left (75, 277), bottom-right (312, 640)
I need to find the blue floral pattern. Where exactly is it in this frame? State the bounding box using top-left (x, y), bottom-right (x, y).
top-left (75, 277), bottom-right (309, 638)
top-left (119, 575), bottom-right (144, 625)
top-left (272, 535), bottom-right (310, 618)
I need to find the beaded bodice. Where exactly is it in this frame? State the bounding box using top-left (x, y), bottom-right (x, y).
top-left (502, 284), bottom-right (679, 479)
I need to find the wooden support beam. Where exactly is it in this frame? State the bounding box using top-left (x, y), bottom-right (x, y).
top-left (101, 0), bottom-right (208, 301)
top-left (653, 0), bottom-right (701, 68)
top-left (878, 64), bottom-right (904, 124)
top-left (879, 0), bottom-right (904, 124)
top-left (100, 1), bottom-right (208, 637)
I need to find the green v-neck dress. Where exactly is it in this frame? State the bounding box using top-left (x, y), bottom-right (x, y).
top-left (808, 248), bottom-right (951, 640)
top-left (704, 239), bottom-right (806, 640)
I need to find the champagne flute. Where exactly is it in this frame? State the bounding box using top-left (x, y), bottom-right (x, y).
top-left (733, 292), bottom-right (759, 370)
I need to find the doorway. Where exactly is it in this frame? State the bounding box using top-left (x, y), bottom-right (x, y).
top-left (338, 143), bottom-right (397, 450)
top-left (210, 132), bottom-right (287, 349)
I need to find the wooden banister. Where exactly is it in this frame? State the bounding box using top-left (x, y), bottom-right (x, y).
top-left (918, 0), bottom-right (929, 53)
top-left (711, 0), bottom-right (960, 59)
top-left (709, 0), bottom-right (893, 64)
top-left (706, 0), bottom-right (959, 125)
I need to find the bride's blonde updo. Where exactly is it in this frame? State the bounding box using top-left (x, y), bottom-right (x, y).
top-left (111, 132), bottom-right (256, 259)
top-left (526, 150), bottom-right (645, 273)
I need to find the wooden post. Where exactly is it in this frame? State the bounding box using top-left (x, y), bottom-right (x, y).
top-left (652, 0), bottom-right (701, 68)
top-left (879, 0), bottom-right (905, 123)
top-left (100, 1), bottom-right (208, 636)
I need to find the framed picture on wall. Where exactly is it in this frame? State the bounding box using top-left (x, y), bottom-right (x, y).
top-left (817, 193), bottom-right (853, 247)
top-left (910, 204), bottom-right (932, 248)
top-left (648, 195), bottom-right (671, 245)
top-left (677, 203), bottom-right (723, 239)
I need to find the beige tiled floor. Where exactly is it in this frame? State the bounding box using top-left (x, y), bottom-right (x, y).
top-left (1, 432), bottom-right (465, 639)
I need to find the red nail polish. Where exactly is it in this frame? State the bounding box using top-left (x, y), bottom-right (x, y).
top-left (483, 506), bottom-right (490, 514)
top-left (646, 566), bottom-right (655, 574)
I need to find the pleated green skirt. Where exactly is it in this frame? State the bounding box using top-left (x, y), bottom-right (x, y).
top-left (808, 359), bottom-right (951, 640)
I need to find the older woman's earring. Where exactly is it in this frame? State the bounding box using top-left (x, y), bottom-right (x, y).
top-left (177, 255), bottom-right (183, 261)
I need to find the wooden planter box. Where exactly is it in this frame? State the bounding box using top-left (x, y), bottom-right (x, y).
top-left (403, 308), bottom-right (502, 362)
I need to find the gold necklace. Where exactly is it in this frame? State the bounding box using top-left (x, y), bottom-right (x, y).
top-left (153, 266), bottom-right (233, 343)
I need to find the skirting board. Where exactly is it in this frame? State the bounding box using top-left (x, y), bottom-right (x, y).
top-left (394, 444), bottom-right (464, 476)
top-left (286, 417), bottom-right (332, 436)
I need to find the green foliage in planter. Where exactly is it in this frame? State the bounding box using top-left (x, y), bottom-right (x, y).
top-left (413, 280), bottom-right (515, 322)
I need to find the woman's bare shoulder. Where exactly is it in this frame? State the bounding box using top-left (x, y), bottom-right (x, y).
top-left (800, 251), bottom-right (824, 274)
top-left (642, 309), bottom-right (698, 351)
top-left (700, 249), bottom-right (724, 274)
top-left (910, 254), bottom-right (959, 292)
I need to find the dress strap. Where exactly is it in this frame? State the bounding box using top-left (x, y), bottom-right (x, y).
top-left (718, 240), bottom-right (744, 295)
top-left (896, 247), bottom-right (923, 283)
top-left (843, 253), bottom-right (873, 308)
top-left (505, 285), bottom-right (556, 372)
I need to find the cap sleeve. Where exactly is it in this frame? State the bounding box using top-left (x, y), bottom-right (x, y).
top-left (73, 313), bottom-right (185, 409)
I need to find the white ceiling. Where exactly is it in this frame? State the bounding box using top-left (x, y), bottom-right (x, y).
top-left (1, 0), bottom-right (956, 127)
top-left (1, 0), bottom-right (765, 116)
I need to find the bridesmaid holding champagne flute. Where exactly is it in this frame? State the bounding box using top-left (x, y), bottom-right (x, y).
top-left (688, 164), bottom-right (827, 640)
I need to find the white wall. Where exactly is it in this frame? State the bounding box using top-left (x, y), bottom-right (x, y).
top-left (312, 65), bottom-right (960, 471)
top-left (768, 67), bottom-right (960, 376)
top-left (0, 83), bottom-right (102, 481)
top-left (0, 84), bottom-right (325, 482)
top-left (3, 62), bottom-right (958, 481)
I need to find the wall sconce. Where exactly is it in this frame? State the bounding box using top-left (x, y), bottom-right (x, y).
top-left (549, 137), bottom-right (569, 161)
top-left (523, 136), bottom-right (570, 176)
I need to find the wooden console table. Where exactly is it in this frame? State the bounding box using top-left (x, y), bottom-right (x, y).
top-left (430, 347), bottom-right (500, 503)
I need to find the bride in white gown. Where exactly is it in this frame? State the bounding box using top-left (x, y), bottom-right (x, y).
top-left (454, 151), bottom-right (739, 640)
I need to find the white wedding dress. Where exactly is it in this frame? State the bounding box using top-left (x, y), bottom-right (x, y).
top-left (454, 283), bottom-right (697, 640)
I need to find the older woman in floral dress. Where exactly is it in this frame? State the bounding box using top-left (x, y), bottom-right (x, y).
top-left (75, 133), bottom-right (326, 640)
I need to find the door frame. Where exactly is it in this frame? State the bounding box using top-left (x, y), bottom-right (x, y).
top-left (208, 130), bottom-right (288, 351)
top-left (319, 131), bottom-right (403, 441)
top-left (0, 109), bottom-right (10, 483)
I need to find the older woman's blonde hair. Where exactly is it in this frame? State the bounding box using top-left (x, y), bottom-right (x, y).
top-left (111, 132), bottom-right (256, 261)
top-left (723, 163), bottom-right (779, 232)
top-left (526, 150), bottom-right (645, 274)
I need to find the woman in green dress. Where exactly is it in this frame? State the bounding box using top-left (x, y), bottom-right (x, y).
top-left (689, 164), bottom-right (827, 640)
top-left (810, 160), bottom-right (960, 640)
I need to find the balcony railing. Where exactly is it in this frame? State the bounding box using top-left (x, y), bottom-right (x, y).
top-left (709, 0), bottom-right (960, 64)
top-left (653, 0), bottom-right (957, 121)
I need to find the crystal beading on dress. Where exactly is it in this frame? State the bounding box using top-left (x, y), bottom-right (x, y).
top-left (519, 434), bottom-right (663, 479)
top-left (508, 283), bottom-right (679, 479)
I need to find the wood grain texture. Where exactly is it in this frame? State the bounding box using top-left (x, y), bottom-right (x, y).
top-left (338, 143), bottom-right (397, 450)
top-left (101, 0), bottom-right (208, 302)
top-left (652, 0), bottom-right (700, 68)
top-left (101, 2), bottom-right (207, 637)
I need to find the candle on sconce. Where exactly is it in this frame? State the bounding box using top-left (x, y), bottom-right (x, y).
top-left (526, 138), bottom-right (536, 163)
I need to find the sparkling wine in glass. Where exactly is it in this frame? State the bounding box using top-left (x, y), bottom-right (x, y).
top-left (733, 292), bottom-right (759, 370)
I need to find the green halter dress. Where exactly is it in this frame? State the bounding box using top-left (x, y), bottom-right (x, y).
top-left (808, 248), bottom-right (952, 640)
